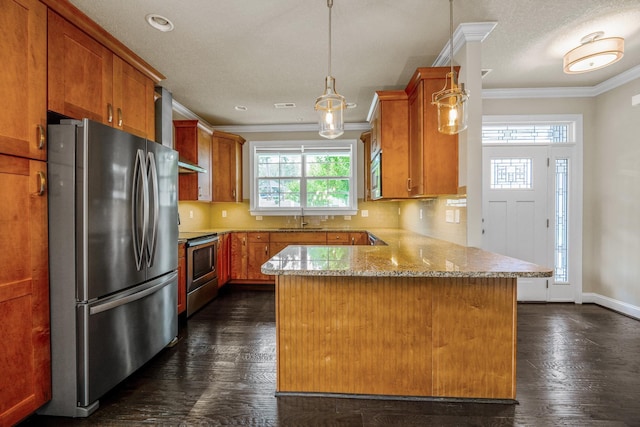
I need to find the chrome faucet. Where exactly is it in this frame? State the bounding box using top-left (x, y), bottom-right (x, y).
top-left (300, 207), bottom-right (308, 228)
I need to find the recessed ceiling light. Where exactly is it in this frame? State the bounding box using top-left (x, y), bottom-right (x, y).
top-left (145, 14), bottom-right (174, 32)
top-left (345, 102), bottom-right (357, 109)
top-left (234, 105), bottom-right (248, 111)
top-left (274, 103), bottom-right (296, 109)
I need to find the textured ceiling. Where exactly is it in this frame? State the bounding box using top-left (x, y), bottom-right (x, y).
top-left (68, 0), bottom-right (640, 127)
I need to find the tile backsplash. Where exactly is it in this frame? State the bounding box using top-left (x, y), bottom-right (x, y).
top-left (178, 200), bottom-right (401, 231)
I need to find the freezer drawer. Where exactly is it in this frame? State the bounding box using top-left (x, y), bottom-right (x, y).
top-left (77, 272), bottom-right (178, 407)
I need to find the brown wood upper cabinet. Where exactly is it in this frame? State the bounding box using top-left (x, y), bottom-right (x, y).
top-left (174, 120), bottom-right (212, 202)
top-left (47, 10), bottom-right (157, 139)
top-left (406, 67), bottom-right (459, 196)
top-left (212, 131), bottom-right (245, 202)
top-left (0, 0), bottom-right (47, 162)
top-left (369, 90), bottom-right (410, 199)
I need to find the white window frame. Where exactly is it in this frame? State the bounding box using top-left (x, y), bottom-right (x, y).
top-left (249, 140), bottom-right (358, 216)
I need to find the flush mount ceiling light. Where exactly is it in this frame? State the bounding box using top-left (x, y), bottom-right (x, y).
top-left (563, 31), bottom-right (624, 74)
top-left (315, 0), bottom-right (345, 139)
top-left (431, 0), bottom-right (469, 135)
top-left (145, 14), bottom-right (174, 32)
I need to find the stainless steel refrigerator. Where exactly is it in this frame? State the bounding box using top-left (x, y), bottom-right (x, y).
top-left (40, 119), bottom-right (178, 417)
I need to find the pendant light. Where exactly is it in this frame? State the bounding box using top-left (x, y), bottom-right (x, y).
top-left (315, 0), bottom-right (345, 139)
top-left (563, 32), bottom-right (624, 74)
top-left (432, 0), bottom-right (469, 135)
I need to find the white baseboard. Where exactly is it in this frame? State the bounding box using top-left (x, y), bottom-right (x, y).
top-left (582, 292), bottom-right (640, 320)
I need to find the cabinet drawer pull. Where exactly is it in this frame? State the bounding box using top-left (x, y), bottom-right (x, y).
top-left (36, 171), bottom-right (46, 196)
top-left (407, 177), bottom-right (411, 192)
top-left (265, 245), bottom-right (268, 255)
top-left (117, 108), bottom-right (123, 127)
top-left (107, 103), bottom-right (113, 123)
top-left (37, 124), bottom-right (45, 150)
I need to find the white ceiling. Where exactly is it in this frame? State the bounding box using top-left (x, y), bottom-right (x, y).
top-left (68, 0), bottom-right (640, 127)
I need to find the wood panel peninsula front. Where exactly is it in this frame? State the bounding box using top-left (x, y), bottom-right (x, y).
top-left (262, 229), bottom-right (552, 402)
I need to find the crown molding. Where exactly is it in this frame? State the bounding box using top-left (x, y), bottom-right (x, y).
top-left (433, 22), bottom-right (497, 67)
top-left (172, 98), bottom-right (214, 133)
top-left (483, 64), bottom-right (640, 99)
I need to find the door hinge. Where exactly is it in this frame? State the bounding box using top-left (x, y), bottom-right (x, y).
top-left (547, 157), bottom-right (550, 167)
top-left (547, 219), bottom-right (550, 228)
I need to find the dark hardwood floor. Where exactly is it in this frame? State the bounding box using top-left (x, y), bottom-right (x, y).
top-left (21, 288), bottom-right (640, 426)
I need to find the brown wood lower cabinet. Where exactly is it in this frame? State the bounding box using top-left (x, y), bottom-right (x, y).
top-left (230, 231), bottom-right (370, 285)
top-left (0, 155), bottom-right (50, 426)
top-left (247, 232), bottom-right (271, 281)
top-left (230, 232), bottom-right (247, 280)
top-left (230, 232), bottom-right (272, 283)
top-left (217, 233), bottom-right (231, 287)
top-left (326, 232), bottom-right (368, 245)
top-left (177, 242), bottom-right (186, 315)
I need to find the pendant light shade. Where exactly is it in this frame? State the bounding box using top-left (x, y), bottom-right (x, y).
top-left (433, 71), bottom-right (468, 134)
top-left (563, 32), bottom-right (624, 74)
top-left (315, 0), bottom-right (345, 139)
top-left (432, 0), bottom-right (469, 135)
top-left (316, 76), bottom-right (345, 139)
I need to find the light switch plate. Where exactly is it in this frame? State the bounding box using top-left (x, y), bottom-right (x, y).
top-left (361, 210), bottom-right (368, 217)
top-left (222, 210), bottom-right (227, 218)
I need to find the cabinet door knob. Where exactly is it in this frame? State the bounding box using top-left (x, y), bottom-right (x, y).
top-left (265, 245), bottom-right (268, 254)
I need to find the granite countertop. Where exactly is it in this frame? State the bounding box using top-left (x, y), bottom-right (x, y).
top-left (260, 228), bottom-right (553, 279)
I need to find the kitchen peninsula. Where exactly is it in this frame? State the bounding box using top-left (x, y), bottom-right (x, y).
top-left (262, 229), bottom-right (552, 402)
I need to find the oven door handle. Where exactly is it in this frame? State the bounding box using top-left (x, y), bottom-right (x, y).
top-left (188, 236), bottom-right (218, 247)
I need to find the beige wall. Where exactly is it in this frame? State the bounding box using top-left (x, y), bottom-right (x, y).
top-left (589, 78), bottom-right (640, 307)
top-left (483, 78), bottom-right (640, 308)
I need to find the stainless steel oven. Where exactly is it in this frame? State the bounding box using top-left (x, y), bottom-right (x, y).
top-left (186, 234), bottom-right (218, 317)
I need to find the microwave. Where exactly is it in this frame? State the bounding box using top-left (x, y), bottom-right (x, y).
top-left (371, 152), bottom-right (381, 200)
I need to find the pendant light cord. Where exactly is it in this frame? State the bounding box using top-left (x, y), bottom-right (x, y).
top-left (328, 0), bottom-right (333, 76)
top-left (449, 0), bottom-right (454, 76)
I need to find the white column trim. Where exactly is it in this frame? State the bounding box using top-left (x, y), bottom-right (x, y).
top-left (432, 22), bottom-right (497, 67)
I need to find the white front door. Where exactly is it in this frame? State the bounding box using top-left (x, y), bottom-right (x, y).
top-left (482, 145), bottom-right (550, 301)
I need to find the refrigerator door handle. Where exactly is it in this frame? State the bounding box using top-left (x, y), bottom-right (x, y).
top-left (145, 151), bottom-right (159, 267)
top-left (89, 272), bottom-right (177, 315)
top-left (131, 149), bottom-right (148, 270)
